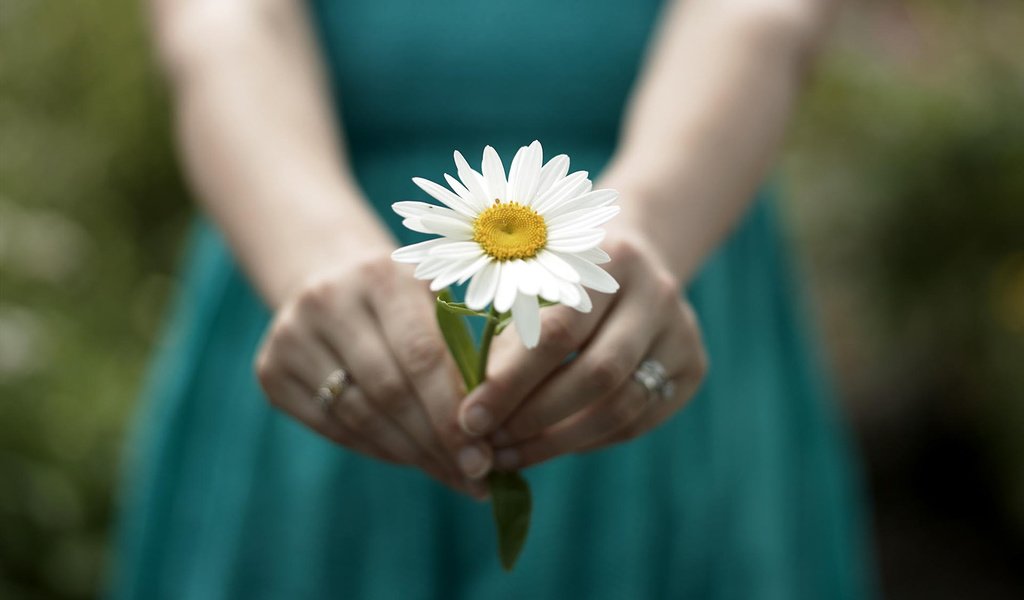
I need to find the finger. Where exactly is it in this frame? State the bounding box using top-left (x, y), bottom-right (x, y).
top-left (277, 318), bottom-right (474, 491)
top-left (494, 281), bottom-right (669, 445)
top-left (328, 385), bottom-right (475, 492)
top-left (255, 316), bottom-right (376, 454)
top-left (256, 333), bottom-right (399, 460)
top-left (457, 295), bottom-right (615, 439)
top-left (290, 376), bottom-right (482, 497)
top-left (315, 302), bottom-right (462, 482)
top-left (264, 324), bottom-right (412, 462)
top-left (263, 364), bottom-right (396, 463)
top-left (579, 308), bottom-right (708, 453)
top-left (492, 377), bottom-right (650, 470)
top-left (371, 274), bottom-right (492, 480)
top-left (272, 334), bottom-right (480, 496)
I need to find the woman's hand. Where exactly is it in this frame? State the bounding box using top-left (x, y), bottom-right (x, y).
top-left (457, 231), bottom-right (708, 470)
top-left (254, 248), bottom-right (493, 496)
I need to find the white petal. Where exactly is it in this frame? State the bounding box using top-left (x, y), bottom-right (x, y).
top-left (392, 200), bottom-right (470, 223)
top-left (546, 229), bottom-right (606, 252)
top-left (545, 189), bottom-right (619, 219)
top-left (411, 178), bottom-right (478, 218)
top-left (507, 141), bottom-right (542, 204)
top-left (402, 218), bottom-right (431, 234)
top-left (445, 173), bottom-right (473, 202)
top-left (577, 246), bottom-right (611, 264)
top-left (547, 205), bottom-right (621, 233)
top-left (454, 254), bottom-right (492, 285)
top-left (512, 292), bottom-right (541, 348)
top-left (494, 260), bottom-right (520, 313)
top-left (555, 252), bottom-right (620, 293)
top-left (481, 146), bottom-right (507, 201)
top-left (428, 240), bottom-right (483, 259)
top-left (505, 145), bottom-right (529, 202)
top-left (538, 179), bottom-right (600, 216)
top-left (414, 258), bottom-right (448, 279)
top-left (454, 150), bottom-right (490, 207)
top-left (429, 255), bottom-right (488, 291)
top-left (418, 215), bottom-right (474, 239)
top-left (532, 171), bottom-right (590, 214)
top-left (537, 265), bottom-right (562, 302)
top-left (391, 238), bottom-right (447, 263)
top-left (558, 280), bottom-right (582, 307)
top-left (516, 260), bottom-right (542, 296)
top-left (466, 260), bottom-right (500, 310)
top-left (534, 154), bottom-right (570, 199)
top-left (533, 249), bottom-right (581, 283)
top-left (572, 284), bottom-right (593, 313)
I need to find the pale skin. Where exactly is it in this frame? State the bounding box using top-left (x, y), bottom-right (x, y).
top-left (150, 0), bottom-right (839, 496)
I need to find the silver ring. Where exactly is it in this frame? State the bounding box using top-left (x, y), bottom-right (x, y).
top-left (633, 359), bottom-right (673, 402)
top-left (314, 368), bottom-right (352, 413)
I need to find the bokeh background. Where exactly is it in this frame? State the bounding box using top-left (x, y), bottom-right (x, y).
top-left (1, 0), bottom-right (1021, 598)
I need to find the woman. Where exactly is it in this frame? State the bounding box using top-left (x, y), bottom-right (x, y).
top-left (111, 0), bottom-right (873, 597)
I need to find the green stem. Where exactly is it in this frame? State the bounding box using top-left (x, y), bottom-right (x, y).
top-left (474, 307), bottom-right (500, 390)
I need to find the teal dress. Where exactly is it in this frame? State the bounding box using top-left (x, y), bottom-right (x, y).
top-left (110, 1), bottom-right (874, 598)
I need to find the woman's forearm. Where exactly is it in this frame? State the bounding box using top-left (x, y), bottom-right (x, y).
top-left (151, 0), bottom-right (393, 308)
top-left (600, 0), bottom-right (839, 284)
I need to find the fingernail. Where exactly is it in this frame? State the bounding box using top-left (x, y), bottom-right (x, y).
top-left (491, 428), bottom-right (512, 446)
top-left (460, 403), bottom-right (493, 436)
top-left (457, 445), bottom-right (491, 479)
top-left (495, 448), bottom-right (520, 470)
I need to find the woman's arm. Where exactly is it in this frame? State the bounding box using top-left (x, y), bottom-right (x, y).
top-left (461, 0), bottom-right (841, 468)
top-left (150, 0), bottom-right (391, 306)
top-left (150, 0), bottom-right (493, 493)
top-left (601, 0), bottom-right (840, 283)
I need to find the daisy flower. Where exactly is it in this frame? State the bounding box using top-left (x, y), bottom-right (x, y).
top-left (391, 140), bottom-right (620, 348)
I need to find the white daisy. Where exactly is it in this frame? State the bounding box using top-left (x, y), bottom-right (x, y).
top-left (391, 140), bottom-right (620, 348)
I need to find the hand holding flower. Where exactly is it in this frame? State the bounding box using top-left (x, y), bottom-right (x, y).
top-left (461, 231), bottom-right (709, 470)
top-left (254, 249), bottom-right (493, 498)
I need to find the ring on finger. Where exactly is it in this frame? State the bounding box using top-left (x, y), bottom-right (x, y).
top-left (633, 359), bottom-right (673, 402)
top-left (314, 368), bottom-right (353, 413)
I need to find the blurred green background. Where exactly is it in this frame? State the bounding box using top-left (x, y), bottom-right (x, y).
top-left (1, 0), bottom-right (1021, 598)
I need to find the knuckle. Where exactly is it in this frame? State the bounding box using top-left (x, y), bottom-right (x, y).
top-left (604, 236), bottom-right (642, 264)
top-left (587, 356), bottom-right (628, 390)
top-left (297, 276), bottom-right (338, 312)
top-left (254, 353), bottom-right (276, 388)
top-left (268, 311), bottom-right (302, 347)
top-left (680, 301), bottom-right (700, 329)
top-left (338, 406), bottom-right (375, 434)
top-left (652, 272), bottom-right (681, 304)
top-left (373, 382), bottom-right (411, 415)
top-left (376, 387), bottom-right (411, 415)
top-left (354, 256), bottom-right (397, 298)
top-left (355, 256), bottom-right (396, 287)
top-left (539, 314), bottom-right (577, 354)
top-left (401, 334), bottom-right (446, 374)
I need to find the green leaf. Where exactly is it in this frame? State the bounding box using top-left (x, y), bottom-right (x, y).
top-left (437, 297), bottom-right (497, 320)
top-left (435, 289), bottom-right (480, 390)
top-left (488, 470), bottom-right (533, 571)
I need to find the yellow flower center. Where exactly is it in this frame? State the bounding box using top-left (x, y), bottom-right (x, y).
top-left (473, 200), bottom-right (547, 261)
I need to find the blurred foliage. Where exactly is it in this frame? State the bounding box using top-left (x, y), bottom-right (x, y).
top-left (0, 0), bottom-right (1022, 598)
top-left (782, 0), bottom-right (1024, 532)
top-left (1, 1), bottom-right (189, 598)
